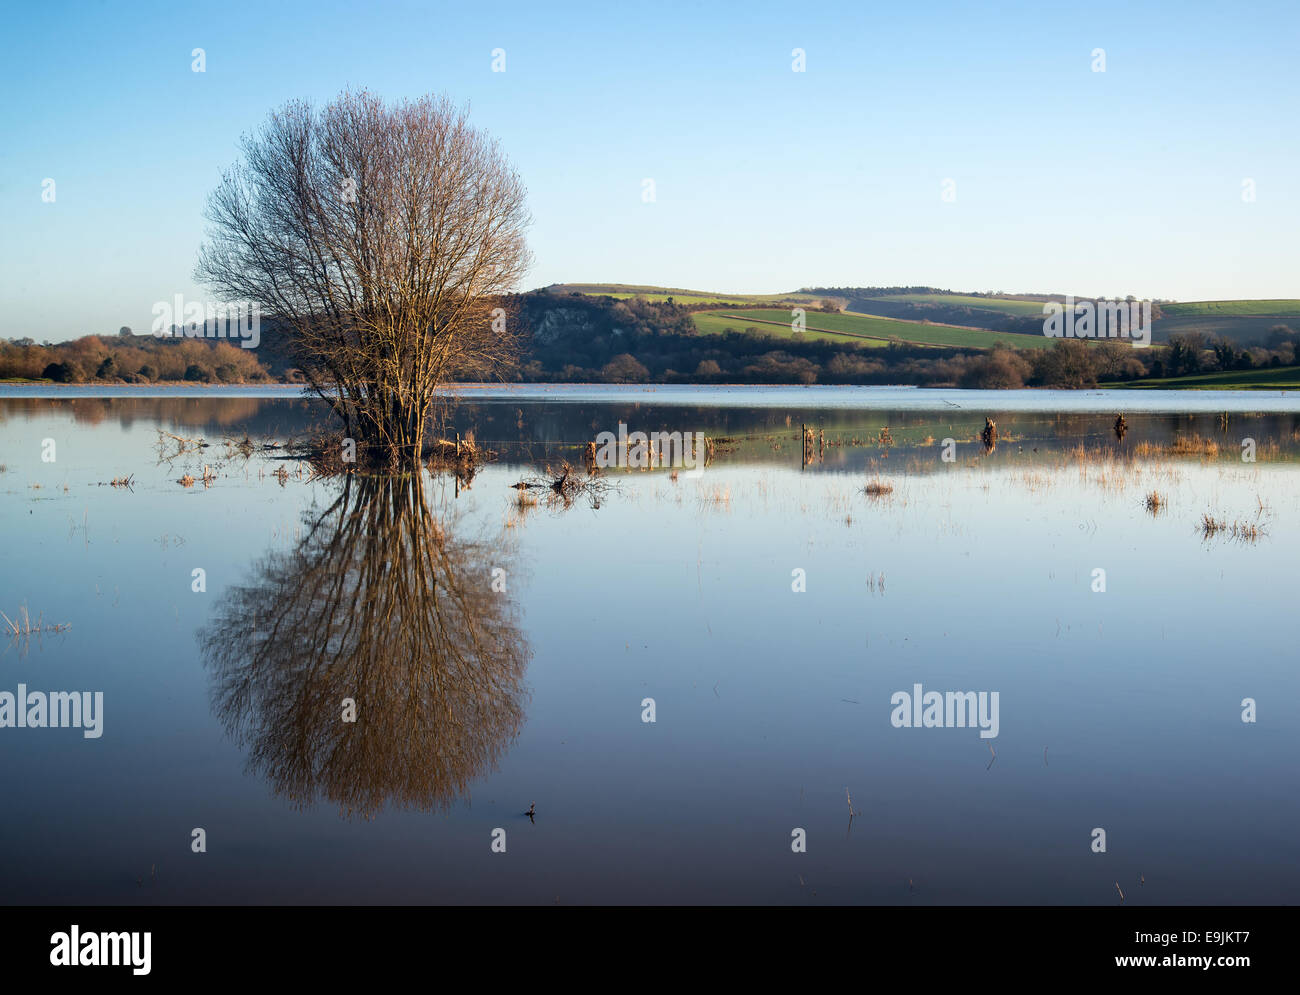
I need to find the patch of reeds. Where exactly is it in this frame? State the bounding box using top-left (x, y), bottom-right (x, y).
top-left (1135, 434), bottom-right (1220, 459)
top-left (1, 606), bottom-right (71, 637)
top-left (1200, 513), bottom-right (1264, 543)
top-left (697, 483), bottom-right (731, 509)
top-left (1171, 434), bottom-right (1219, 457)
top-left (426, 431), bottom-right (492, 472)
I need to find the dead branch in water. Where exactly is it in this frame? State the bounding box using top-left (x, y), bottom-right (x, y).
top-left (981, 418), bottom-right (997, 452)
top-left (156, 429), bottom-right (208, 464)
top-left (512, 461), bottom-right (612, 510)
top-left (223, 435), bottom-right (256, 460)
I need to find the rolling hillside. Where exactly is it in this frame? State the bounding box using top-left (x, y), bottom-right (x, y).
top-left (1159, 299), bottom-right (1300, 317)
top-left (693, 308), bottom-right (1052, 349)
top-left (545, 283), bottom-right (830, 308)
top-left (548, 283), bottom-right (1300, 351)
top-left (856, 293), bottom-right (1049, 317)
top-left (1111, 366), bottom-right (1300, 390)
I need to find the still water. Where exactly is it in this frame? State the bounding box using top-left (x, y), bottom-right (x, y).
top-left (1, 386), bottom-right (1297, 904)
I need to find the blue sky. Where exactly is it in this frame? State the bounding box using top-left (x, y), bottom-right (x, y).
top-left (2, 0), bottom-right (1297, 341)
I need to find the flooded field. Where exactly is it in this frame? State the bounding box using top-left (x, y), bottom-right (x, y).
top-left (2, 386), bottom-right (1298, 904)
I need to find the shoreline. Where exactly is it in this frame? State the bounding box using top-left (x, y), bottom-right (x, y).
top-left (2, 381), bottom-right (1298, 413)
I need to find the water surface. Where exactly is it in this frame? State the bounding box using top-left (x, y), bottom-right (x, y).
top-left (1, 388), bottom-right (1296, 904)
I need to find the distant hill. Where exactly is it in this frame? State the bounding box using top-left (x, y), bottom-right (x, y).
top-left (692, 308), bottom-right (1054, 350)
top-left (801, 288), bottom-right (1300, 346)
top-left (803, 287), bottom-right (1055, 331)
top-left (552, 284), bottom-right (1058, 347)
top-left (1160, 299), bottom-right (1300, 317)
top-left (544, 283), bottom-right (836, 309)
top-left (1149, 300), bottom-right (1300, 347)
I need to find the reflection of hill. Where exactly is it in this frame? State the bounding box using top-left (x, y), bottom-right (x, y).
top-left (200, 474), bottom-right (531, 818)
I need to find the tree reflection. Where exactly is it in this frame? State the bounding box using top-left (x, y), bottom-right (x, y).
top-left (200, 473), bottom-right (530, 818)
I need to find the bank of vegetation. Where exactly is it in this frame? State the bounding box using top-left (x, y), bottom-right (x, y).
top-left (6, 290), bottom-right (1299, 391)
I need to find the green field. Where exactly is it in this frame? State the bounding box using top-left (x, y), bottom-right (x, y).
top-left (1160, 300), bottom-right (1300, 317)
top-left (1149, 313), bottom-right (1300, 346)
top-left (549, 283), bottom-right (826, 306)
top-left (693, 308), bottom-right (1052, 349)
top-left (1110, 366), bottom-right (1300, 390)
top-left (872, 295), bottom-right (1300, 319)
top-left (691, 310), bottom-right (884, 345)
top-left (863, 293), bottom-right (1049, 317)
top-left (556, 283), bottom-right (1300, 350)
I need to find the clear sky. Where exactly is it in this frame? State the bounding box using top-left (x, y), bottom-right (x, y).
top-left (2, 0), bottom-right (1297, 341)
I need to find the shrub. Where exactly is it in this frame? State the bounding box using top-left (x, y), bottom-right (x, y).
top-left (959, 348), bottom-right (1032, 389)
top-left (601, 353), bottom-right (650, 383)
top-left (1035, 340), bottom-right (1097, 388)
top-left (42, 361), bottom-right (85, 383)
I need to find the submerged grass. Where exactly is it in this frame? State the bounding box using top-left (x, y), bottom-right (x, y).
top-left (1199, 513), bottom-right (1265, 543)
top-left (1, 605), bottom-right (71, 637)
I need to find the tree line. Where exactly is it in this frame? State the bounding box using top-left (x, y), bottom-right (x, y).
top-left (0, 329), bottom-right (277, 384)
top-left (6, 300), bottom-right (1296, 389)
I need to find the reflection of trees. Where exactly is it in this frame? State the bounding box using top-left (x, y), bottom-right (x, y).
top-left (200, 474), bottom-right (530, 818)
top-left (0, 396), bottom-right (270, 429)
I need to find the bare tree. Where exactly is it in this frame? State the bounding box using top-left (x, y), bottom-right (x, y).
top-left (197, 90), bottom-right (532, 466)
